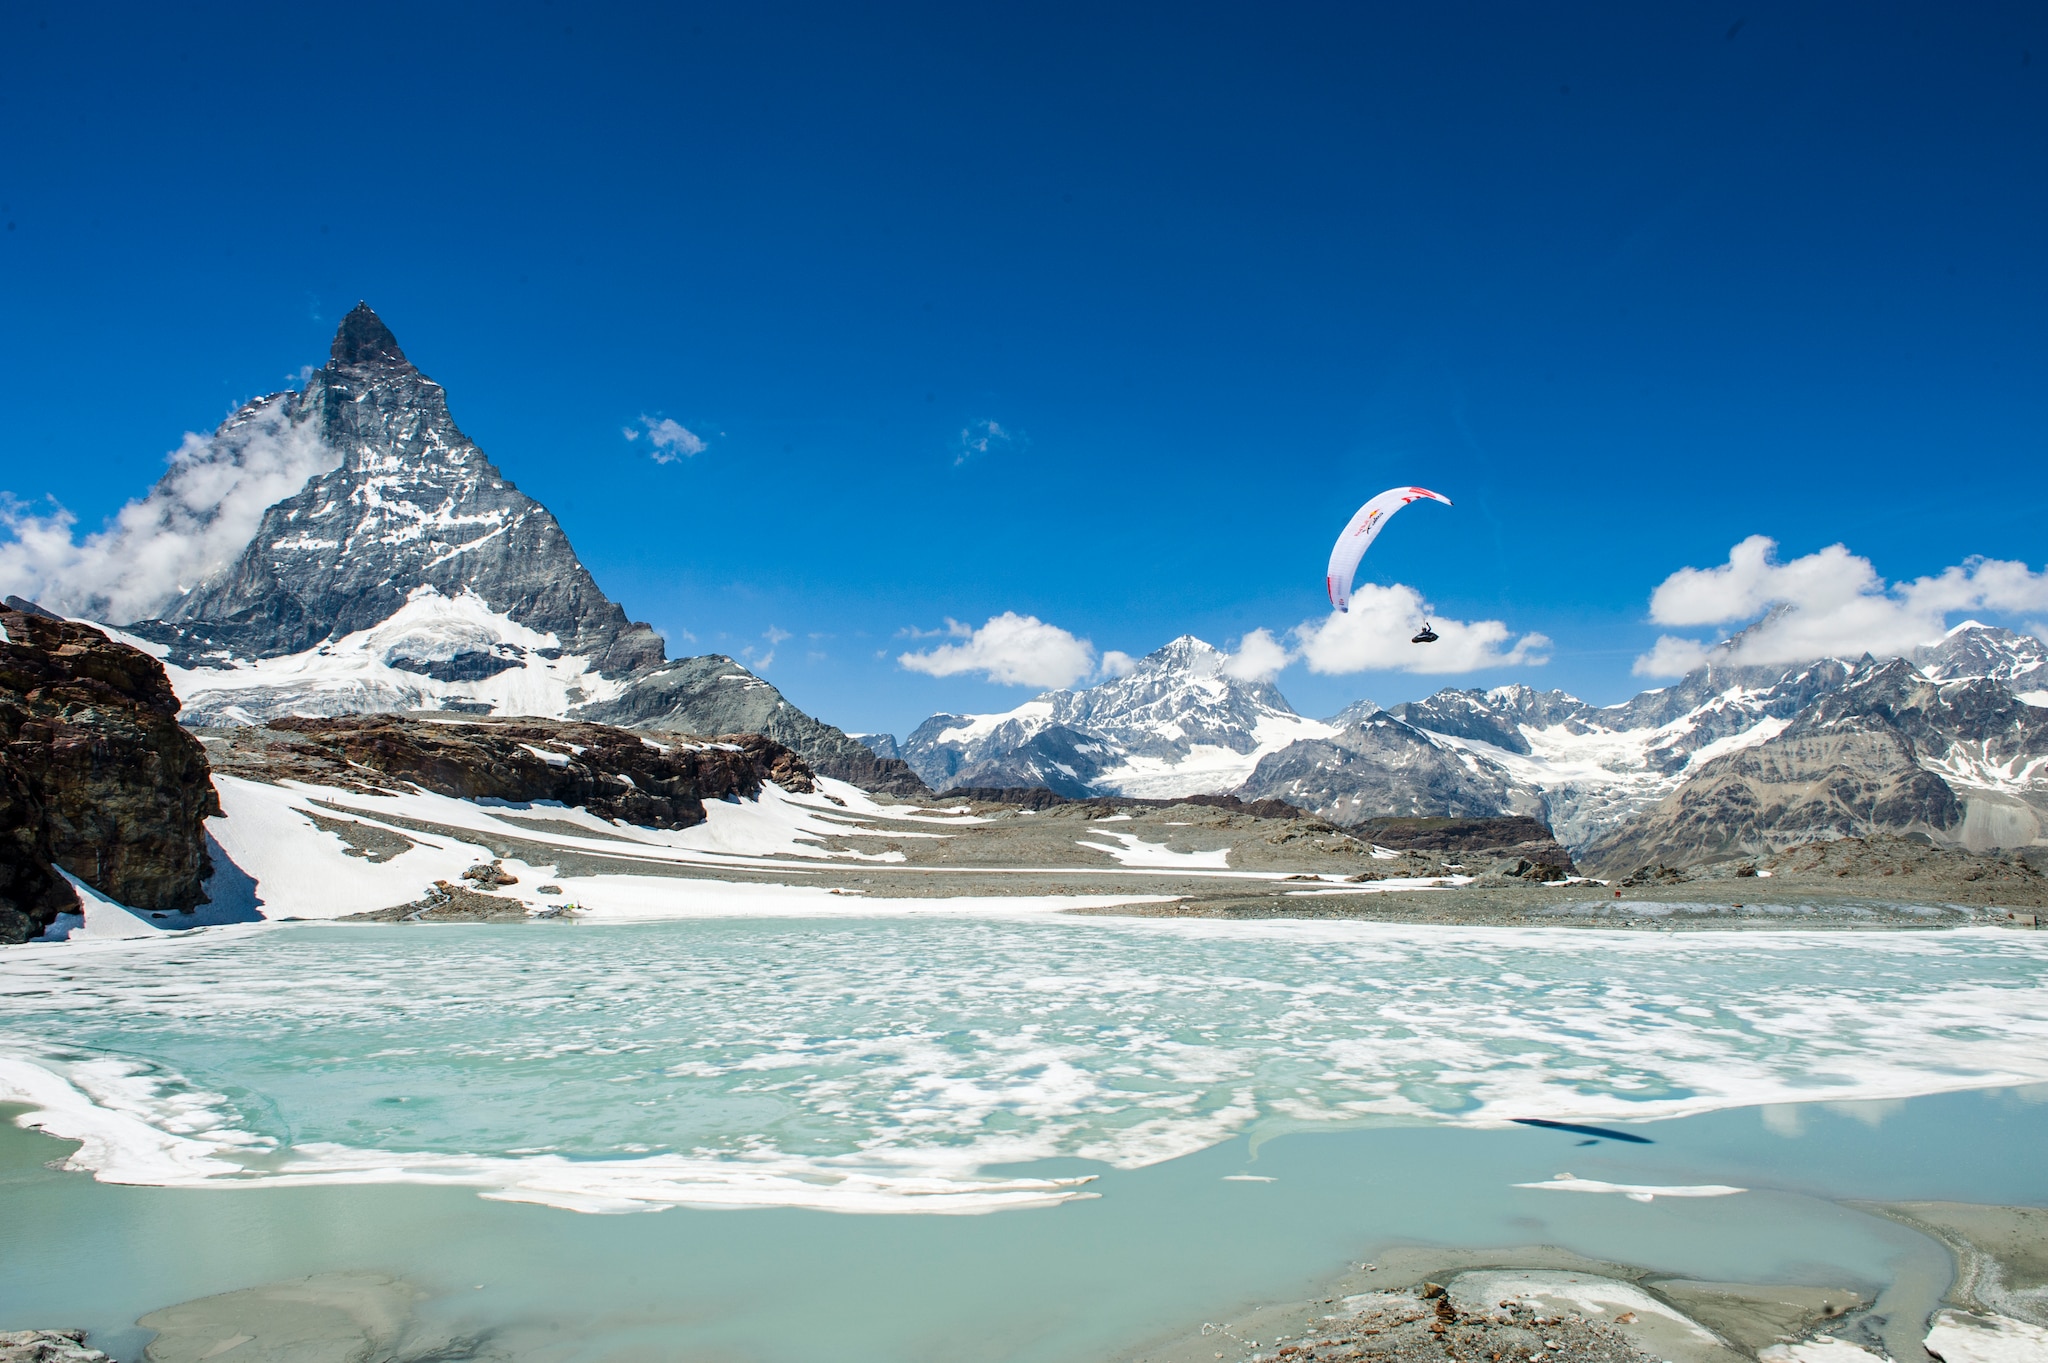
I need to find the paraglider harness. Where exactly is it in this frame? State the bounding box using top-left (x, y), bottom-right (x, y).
top-left (1411, 622), bottom-right (1439, 644)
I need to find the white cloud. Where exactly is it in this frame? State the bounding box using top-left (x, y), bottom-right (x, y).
top-left (898, 612), bottom-right (1097, 688)
top-left (1293, 582), bottom-right (1551, 676)
top-left (954, 419), bottom-right (1020, 466)
top-left (0, 395), bottom-right (339, 623)
top-left (1633, 535), bottom-right (2048, 675)
top-left (743, 625), bottom-right (792, 671)
top-left (1220, 628), bottom-right (1291, 682)
top-left (1632, 634), bottom-right (1714, 677)
top-left (625, 416), bottom-right (707, 463)
top-left (1098, 650), bottom-right (1138, 678)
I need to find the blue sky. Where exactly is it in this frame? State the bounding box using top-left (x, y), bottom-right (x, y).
top-left (1, 2), bottom-right (2043, 737)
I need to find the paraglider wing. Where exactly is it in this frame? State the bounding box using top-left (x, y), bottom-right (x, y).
top-left (1326, 486), bottom-right (1453, 612)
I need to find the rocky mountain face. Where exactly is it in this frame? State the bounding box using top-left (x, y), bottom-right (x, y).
top-left (0, 602), bottom-right (219, 942)
top-left (578, 654), bottom-right (928, 795)
top-left (97, 305), bottom-right (921, 795)
top-left (204, 714), bottom-right (814, 827)
top-left (897, 636), bottom-right (1331, 798)
top-left (1586, 655), bottom-right (2048, 873)
top-left (1915, 621), bottom-right (2048, 687)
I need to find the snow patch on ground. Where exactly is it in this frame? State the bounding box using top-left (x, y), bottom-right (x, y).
top-left (1075, 831), bottom-right (1232, 870)
top-left (1922, 1309), bottom-right (2048, 1363)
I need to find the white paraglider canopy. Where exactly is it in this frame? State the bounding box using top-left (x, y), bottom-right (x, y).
top-left (1326, 486), bottom-right (1452, 613)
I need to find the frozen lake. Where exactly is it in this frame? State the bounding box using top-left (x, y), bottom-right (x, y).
top-left (4, 915), bottom-right (2048, 1359)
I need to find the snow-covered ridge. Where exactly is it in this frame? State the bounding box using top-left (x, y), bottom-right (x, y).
top-left (104, 586), bottom-right (625, 727)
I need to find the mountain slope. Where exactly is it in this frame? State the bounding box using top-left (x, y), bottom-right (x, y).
top-left (576, 654), bottom-right (929, 795)
top-left (1233, 709), bottom-right (1545, 825)
top-left (1585, 657), bottom-right (2048, 871)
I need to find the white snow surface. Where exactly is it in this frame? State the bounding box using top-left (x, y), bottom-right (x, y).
top-left (1445, 1271), bottom-right (1720, 1343)
top-left (1075, 831), bottom-right (1233, 870)
top-left (1512, 1173), bottom-right (1747, 1201)
top-left (1922, 1310), bottom-right (2048, 1363)
top-left (186, 774), bottom-right (1269, 926)
top-left (103, 586), bottom-right (625, 726)
top-left (50, 871), bottom-right (162, 940)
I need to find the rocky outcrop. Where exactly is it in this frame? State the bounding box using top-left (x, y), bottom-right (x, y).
top-left (204, 713), bottom-right (814, 829)
top-left (1350, 815), bottom-right (1576, 882)
top-left (0, 605), bottom-right (219, 943)
top-left (0, 1330), bottom-right (111, 1363)
top-left (576, 654), bottom-right (929, 795)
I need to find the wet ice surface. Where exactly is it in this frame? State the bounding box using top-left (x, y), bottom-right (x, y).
top-left (4, 917), bottom-right (2048, 1211)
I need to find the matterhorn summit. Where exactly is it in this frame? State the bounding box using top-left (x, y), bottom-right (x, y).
top-left (133, 303), bottom-right (662, 684)
top-left (109, 305), bottom-right (922, 793)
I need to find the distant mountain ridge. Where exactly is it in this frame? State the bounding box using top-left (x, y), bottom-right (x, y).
top-left (103, 305), bottom-right (925, 795)
top-left (881, 621), bottom-right (2048, 858)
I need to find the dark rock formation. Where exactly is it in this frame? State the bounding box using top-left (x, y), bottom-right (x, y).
top-left (0, 606), bottom-right (219, 942)
top-left (204, 713), bottom-right (815, 829)
top-left (1350, 815), bottom-right (1577, 880)
top-left (578, 654), bottom-right (929, 795)
top-left (343, 878), bottom-right (540, 923)
top-left (128, 305), bottom-right (662, 676)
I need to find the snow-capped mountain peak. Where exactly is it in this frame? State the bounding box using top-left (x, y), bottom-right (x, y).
top-left (86, 304), bottom-right (929, 793)
top-left (131, 302), bottom-right (662, 681)
top-left (1913, 622), bottom-right (2048, 686)
top-left (898, 635), bottom-right (1334, 798)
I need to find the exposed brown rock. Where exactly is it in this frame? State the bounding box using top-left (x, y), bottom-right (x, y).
top-left (0, 606), bottom-right (219, 943)
top-left (202, 712), bottom-right (814, 830)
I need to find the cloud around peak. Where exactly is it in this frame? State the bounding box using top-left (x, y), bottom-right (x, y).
top-left (1633, 535), bottom-right (2048, 675)
top-left (0, 397), bottom-right (339, 623)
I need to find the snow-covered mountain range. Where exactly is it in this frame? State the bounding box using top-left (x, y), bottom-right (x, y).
top-left (873, 622), bottom-right (2048, 857)
top-left (17, 303), bottom-right (2045, 859)
top-left (93, 305), bottom-right (924, 794)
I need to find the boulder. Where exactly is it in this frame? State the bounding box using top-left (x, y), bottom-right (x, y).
top-left (0, 605), bottom-right (219, 943)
